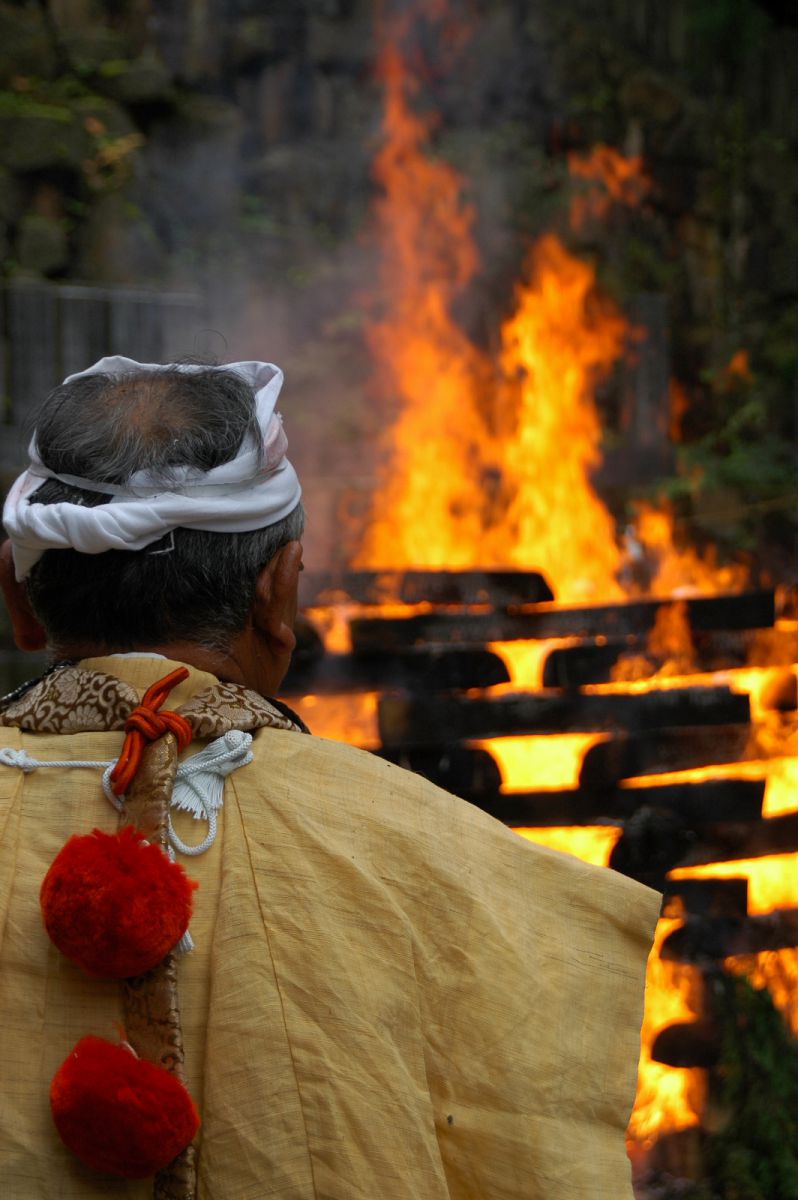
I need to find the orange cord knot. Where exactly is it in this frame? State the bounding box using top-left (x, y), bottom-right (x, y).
top-left (110, 668), bottom-right (193, 797)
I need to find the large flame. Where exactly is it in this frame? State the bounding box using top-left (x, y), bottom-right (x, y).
top-left (354, 28), bottom-right (491, 571)
top-left (491, 234), bottom-right (627, 601)
top-left (356, 11), bottom-right (628, 603)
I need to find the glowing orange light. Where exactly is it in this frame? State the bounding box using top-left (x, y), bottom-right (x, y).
top-left (355, 15), bottom-right (630, 603)
top-left (670, 848), bottom-right (798, 916)
top-left (627, 918), bottom-right (706, 1147)
top-left (567, 143), bottom-right (649, 229)
top-left (632, 502), bottom-right (749, 597)
top-left (293, 692), bottom-right (380, 749)
top-left (477, 734), bottom-right (606, 791)
top-left (723, 349), bottom-right (753, 386)
top-left (513, 825), bottom-right (621, 867)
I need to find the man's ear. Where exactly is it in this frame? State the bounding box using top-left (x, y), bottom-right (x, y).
top-left (252, 541), bottom-right (302, 656)
top-left (0, 540), bottom-right (47, 651)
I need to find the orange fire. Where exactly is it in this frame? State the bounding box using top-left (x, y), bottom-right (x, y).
top-left (354, 26), bottom-right (491, 571)
top-left (670, 832), bottom-right (798, 1039)
top-left (722, 349), bottom-right (753, 387)
top-left (492, 234), bottom-right (627, 601)
top-left (611, 599), bottom-right (696, 681)
top-left (567, 143), bottom-right (650, 230)
top-left (632, 502), bottom-right (749, 597)
top-left (627, 916), bottom-right (706, 1147)
top-left (477, 733), bottom-right (607, 791)
top-left (293, 692), bottom-right (380, 749)
top-left (356, 11), bottom-right (630, 603)
top-left (514, 825), bottom-right (621, 866)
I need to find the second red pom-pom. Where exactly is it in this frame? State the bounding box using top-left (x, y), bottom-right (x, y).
top-left (51, 1036), bottom-right (200, 1177)
top-left (41, 827), bottom-right (196, 978)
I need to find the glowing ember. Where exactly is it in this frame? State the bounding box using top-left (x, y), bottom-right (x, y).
top-left (514, 825), bottom-right (620, 866)
top-left (305, 606), bottom-right (355, 654)
top-left (477, 733), bottom-right (607, 791)
top-left (489, 638), bottom-right (581, 689)
top-left (293, 693), bottom-right (380, 749)
top-left (723, 349), bottom-right (753, 386)
top-left (627, 917), bottom-right (706, 1147)
top-left (567, 143), bottom-right (650, 229)
top-left (762, 757), bottom-right (798, 816)
top-left (632, 502), bottom-right (749, 596)
top-left (611, 600), bottom-right (696, 681)
top-left (670, 847), bottom-right (798, 916)
top-left (726, 950), bottom-right (798, 1036)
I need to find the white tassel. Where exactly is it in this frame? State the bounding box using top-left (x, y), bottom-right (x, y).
top-left (171, 730), bottom-right (253, 824)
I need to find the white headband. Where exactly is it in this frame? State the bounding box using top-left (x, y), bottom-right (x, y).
top-left (3, 356), bottom-right (302, 580)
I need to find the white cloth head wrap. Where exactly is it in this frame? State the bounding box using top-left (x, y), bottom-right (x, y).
top-left (3, 356), bottom-right (302, 580)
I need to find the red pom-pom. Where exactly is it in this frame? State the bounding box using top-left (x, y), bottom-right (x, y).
top-left (41, 827), bottom-right (197, 978)
top-left (51, 1036), bottom-right (200, 1178)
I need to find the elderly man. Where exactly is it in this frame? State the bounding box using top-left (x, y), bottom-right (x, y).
top-left (0, 357), bottom-right (659, 1200)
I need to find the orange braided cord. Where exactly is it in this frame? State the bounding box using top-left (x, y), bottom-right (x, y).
top-left (110, 668), bottom-right (193, 797)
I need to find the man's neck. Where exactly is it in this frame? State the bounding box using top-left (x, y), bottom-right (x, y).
top-left (60, 641), bottom-right (247, 685)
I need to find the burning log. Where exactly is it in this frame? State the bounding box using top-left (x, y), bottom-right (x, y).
top-left (378, 746), bottom-right (502, 798)
top-left (650, 1020), bottom-right (721, 1069)
top-left (467, 778), bottom-right (764, 828)
top-left (687, 811), bottom-right (798, 864)
top-left (300, 569), bottom-right (553, 607)
top-left (542, 626), bottom-right (797, 687)
top-left (282, 646), bottom-right (510, 695)
top-left (351, 590), bottom-right (775, 649)
top-left (661, 910), bottom-right (798, 963)
top-left (377, 686), bottom-right (750, 746)
top-left (663, 878), bottom-right (749, 920)
top-left (578, 726), bottom-right (753, 788)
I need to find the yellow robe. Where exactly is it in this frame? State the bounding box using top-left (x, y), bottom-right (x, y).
top-left (0, 656), bottom-right (660, 1198)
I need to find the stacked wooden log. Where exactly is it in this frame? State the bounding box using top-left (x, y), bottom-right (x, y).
top-left (284, 569), bottom-right (798, 1079)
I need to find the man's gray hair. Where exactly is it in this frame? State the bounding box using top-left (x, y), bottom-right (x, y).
top-left (25, 365), bottom-right (304, 653)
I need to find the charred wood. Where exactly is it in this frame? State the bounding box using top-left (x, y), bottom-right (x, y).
top-left (542, 625), bottom-right (798, 688)
top-left (377, 686), bottom-right (750, 745)
top-left (300, 568), bottom-right (553, 607)
top-left (651, 1020), bottom-right (721, 1069)
top-left (288, 615), bottom-right (326, 674)
top-left (579, 726), bottom-right (753, 788)
top-left (282, 646), bottom-right (510, 695)
top-left (378, 746), bottom-right (503, 798)
top-left (686, 811), bottom-right (798, 864)
top-left (661, 909), bottom-right (798, 963)
top-left (469, 778), bottom-right (764, 827)
top-left (663, 878), bottom-right (749, 920)
top-left (351, 591), bottom-right (775, 650)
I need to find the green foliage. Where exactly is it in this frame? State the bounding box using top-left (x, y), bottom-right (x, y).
top-left (686, 0), bottom-right (771, 58)
top-left (0, 90), bottom-right (72, 123)
top-left (706, 973), bottom-right (798, 1199)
